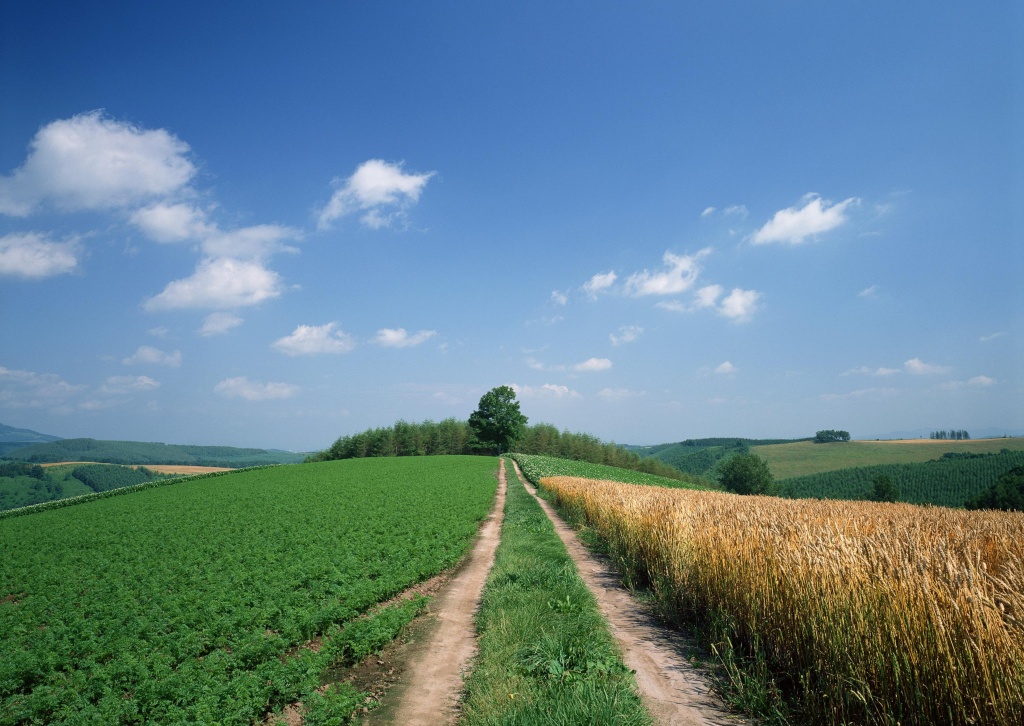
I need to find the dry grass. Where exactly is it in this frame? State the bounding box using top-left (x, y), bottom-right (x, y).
top-left (542, 476), bottom-right (1024, 725)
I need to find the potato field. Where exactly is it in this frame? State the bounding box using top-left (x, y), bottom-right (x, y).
top-left (0, 456), bottom-right (497, 724)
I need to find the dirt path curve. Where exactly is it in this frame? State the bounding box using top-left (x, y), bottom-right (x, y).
top-left (373, 459), bottom-right (508, 725)
top-left (511, 460), bottom-right (745, 726)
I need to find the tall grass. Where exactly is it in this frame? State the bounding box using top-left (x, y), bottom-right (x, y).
top-left (542, 476), bottom-right (1024, 725)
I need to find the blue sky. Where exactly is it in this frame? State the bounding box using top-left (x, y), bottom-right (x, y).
top-left (1, 2), bottom-right (1021, 451)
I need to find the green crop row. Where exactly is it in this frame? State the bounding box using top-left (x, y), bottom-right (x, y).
top-left (510, 453), bottom-right (708, 490)
top-left (0, 456), bottom-right (497, 724)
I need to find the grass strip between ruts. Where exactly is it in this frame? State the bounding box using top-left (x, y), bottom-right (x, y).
top-left (457, 459), bottom-right (650, 725)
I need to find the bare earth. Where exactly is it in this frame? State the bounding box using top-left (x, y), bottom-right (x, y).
top-left (364, 459), bottom-right (508, 725)
top-left (511, 460), bottom-right (745, 726)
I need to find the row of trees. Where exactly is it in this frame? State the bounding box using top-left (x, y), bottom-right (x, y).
top-left (309, 386), bottom-right (690, 482)
top-left (814, 430), bottom-right (851, 443)
top-left (930, 430), bottom-right (970, 440)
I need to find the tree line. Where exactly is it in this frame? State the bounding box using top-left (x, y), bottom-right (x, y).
top-left (930, 430), bottom-right (970, 440)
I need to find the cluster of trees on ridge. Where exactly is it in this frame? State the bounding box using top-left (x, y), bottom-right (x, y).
top-left (309, 386), bottom-right (693, 483)
top-left (930, 429), bottom-right (971, 440)
top-left (813, 429), bottom-right (851, 443)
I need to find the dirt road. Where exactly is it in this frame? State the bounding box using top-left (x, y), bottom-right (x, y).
top-left (368, 459), bottom-right (508, 725)
top-left (511, 460), bottom-right (744, 726)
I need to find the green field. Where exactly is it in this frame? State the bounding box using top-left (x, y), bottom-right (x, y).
top-left (2, 437), bottom-right (308, 467)
top-left (754, 437), bottom-right (1024, 480)
top-left (0, 463), bottom-right (177, 512)
top-left (510, 453), bottom-right (709, 490)
top-left (0, 456), bottom-right (497, 724)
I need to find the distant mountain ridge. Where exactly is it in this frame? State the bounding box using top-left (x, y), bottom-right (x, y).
top-left (0, 423), bottom-right (63, 456)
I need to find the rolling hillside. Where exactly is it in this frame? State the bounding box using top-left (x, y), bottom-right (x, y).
top-left (2, 437), bottom-right (308, 467)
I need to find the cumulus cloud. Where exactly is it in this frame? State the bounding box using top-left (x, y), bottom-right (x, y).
top-left (199, 312), bottom-right (244, 336)
top-left (100, 375), bottom-right (160, 394)
top-left (214, 376), bottom-right (298, 401)
top-left (0, 111), bottom-right (195, 216)
top-left (0, 365), bottom-right (85, 409)
top-left (510, 383), bottom-right (581, 399)
top-left (573, 357), bottom-right (612, 372)
top-left (273, 322), bottom-right (356, 356)
top-left (694, 284), bottom-right (723, 309)
top-left (144, 257), bottom-right (282, 310)
top-left (317, 159), bottom-right (435, 230)
top-left (130, 202), bottom-right (212, 242)
top-left (122, 346), bottom-right (182, 367)
top-left (904, 357), bottom-right (950, 375)
top-left (751, 193), bottom-right (859, 245)
top-left (715, 361), bottom-right (736, 374)
top-left (610, 325), bottom-right (643, 346)
top-left (0, 232), bottom-right (79, 278)
top-left (624, 249), bottom-right (710, 296)
top-left (718, 288), bottom-right (760, 321)
top-left (373, 328), bottom-right (437, 348)
top-left (582, 271), bottom-right (617, 299)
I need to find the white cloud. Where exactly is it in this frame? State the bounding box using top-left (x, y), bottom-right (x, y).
top-left (582, 270), bottom-right (617, 299)
top-left (0, 111), bottom-right (195, 216)
top-left (718, 288), bottom-right (760, 321)
top-left (317, 159), bottom-right (435, 230)
top-left (858, 284), bottom-right (879, 298)
top-left (510, 383), bottom-right (581, 399)
top-left (201, 224), bottom-right (302, 259)
top-left (694, 284), bottom-right (723, 309)
top-left (597, 387), bottom-right (645, 400)
top-left (751, 194), bottom-right (859, 245)
top-left (122, 345), bottom-right (182, 367)
top-left (144, 257), bottom-right (282, 310)
top-left (820, 387), bottom-right (899, 401)
top-left (624, 249), bottom-right (710, 297)
top-left (373, 327), bottom-right (437, 348)
top-left (715, 361), bottom-right (736, 374)
top-left (655, 300), bottom-right (687, 313)
top-left (724, 205), bottom-right (748, 218)
top-left (273, 322), bottom-right (356, 356)
top-left (100, 375), bottom-right (160, 394)
top-left (574, 357), bottom-right (612, 372)
top-left (130, 202), bottom-right (212, 242)
top-left (0, 232), bottom-right (79, 278)
top-left (980, 332), bottom-right (1006, 342)
top-left (610, 325), bottom-right (643, 346)
top-left (214, 376), bottom-right (298, 401)
top-left (0, 365), bottom-right (86, 409)
top-left (968, 375), bottom-right (995, 387)
top-left (701, 206), bottom-right (716, 217)
top-left (843, 365), bottom-right (901, 377)
top-left (198, 312), bottom-right (244, 336)
top-left (551, 290), bottom-right (568, 306)
top-left (904, 357), bottom-right (950, 375)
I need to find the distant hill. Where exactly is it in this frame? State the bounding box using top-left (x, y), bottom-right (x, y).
top-left (629, 437), bottom-right (810, 478)
top-left (0, 423), bottom-right (63, 457)
top-left (2, 438), bottom-right (308, 467)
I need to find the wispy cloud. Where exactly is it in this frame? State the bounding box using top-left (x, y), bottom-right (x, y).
top-left (199, 312), bottom-right (243, 336)
top-left (0, 365), bottom-right (86, 409)
top-left (581, 271), bottom-right (617, 299)
top-left (904, 357), bottom-right (950, 375)
top-left (858, 284), bottom-right (879, 298)
top-left (980, 332), bottom-right (1006, 342)
top-left (550, 290), bottom-right (568, 306)
top-left (317, 159), bottom-right (435, 230)
top-left (751, 193), bottom-right (859, 245)
top-left (0, 232), bottom-right (80, 278)
top-left (510, 383), bottom-right (581, 399)
top-left (820, 387), bottom-right (899, 401)
top-left (273, 322), bottom-right (356, 356)
top-left (100, 375), bottom-right (160, 395)
top-left (610, 325), bottom-right (643, 346)
top-left (122, 346), bottom-right (182, 367)
top-left (843, 365), bottom-right (901, 377)
top-left (373, 328), bottom-right (437, 348)
top-left (597, 387), bottom-right (645, 400)
top-left (214, 376), bottom-right (298, 401)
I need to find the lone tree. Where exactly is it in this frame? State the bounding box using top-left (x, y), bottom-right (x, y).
top-left (719, 453), bottom-right (774, 495)
top-left (468, 385), bottom-right (528, 455)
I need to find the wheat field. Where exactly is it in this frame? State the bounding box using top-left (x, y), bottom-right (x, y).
top-left (543, 476), bottom-right (1024, 725)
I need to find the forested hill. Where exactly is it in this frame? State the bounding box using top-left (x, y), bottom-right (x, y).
top-left (0, 423), bottom-right (62, 457)
top-left (3, 438), bottom-right (307, 467)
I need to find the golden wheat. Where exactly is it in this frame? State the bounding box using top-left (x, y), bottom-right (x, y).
top-left (542, 476), bottom-right (1024, 725)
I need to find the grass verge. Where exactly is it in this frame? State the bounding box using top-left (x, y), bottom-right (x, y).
top-left (458, 460), bottom-right (650, 725)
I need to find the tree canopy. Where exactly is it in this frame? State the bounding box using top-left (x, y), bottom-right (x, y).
top-left (814, 429), bottom-right (851, 444)
top-left (965, 465), bottom-right (1024, 511)
top-left (719, 453), bottom-right (774, 495)
top-left (468, 386), bottom-right (528, 455)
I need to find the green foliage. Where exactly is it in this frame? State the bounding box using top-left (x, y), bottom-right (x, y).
top-left (0, 456), bottom-right (496, 723)
top-left (814, 429), bottom-right (851, 444)
top-left (468, 385), bottom-right (528, 455)
top-left (870, 474), bottom-right (900, 502)
top-left (778, 450), bottom-right (1024, 507)
top-left (3, 438), bottom-right (307, 467)
top-left (0, 462), bottom-right (44, 479)
top-left (70, 464), bottom-right (160, 493)
top-left (630, 437), bottom-right (807, 478)
top-left (510, 453), bottom-right (709, 490)
top-left (965, 465), bottom-right (1024, 511)
top-left (719, 453), bottom-right (773, 495)
top-left (458, 462), bottom-right (649, 724)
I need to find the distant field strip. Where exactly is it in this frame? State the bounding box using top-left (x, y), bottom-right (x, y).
top-left (511, 452), bottom-right (709, 490)
top-left (755, 437), bottom-right (1024, 479)
top-left (540, 476), bottom-right (1024, 725)
top-left (0, 456), bottom-right (497, 724)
